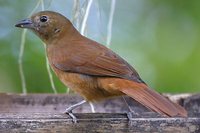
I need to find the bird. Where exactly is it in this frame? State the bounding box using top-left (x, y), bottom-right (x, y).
top-left (15, 11), bottom-right (187, 122)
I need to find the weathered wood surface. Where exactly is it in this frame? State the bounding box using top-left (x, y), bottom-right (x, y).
top-left (0, 93), bottom-right (200, 133)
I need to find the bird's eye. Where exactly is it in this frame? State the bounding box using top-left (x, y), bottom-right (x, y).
top-left (40, 16), bottom-right (48, 22)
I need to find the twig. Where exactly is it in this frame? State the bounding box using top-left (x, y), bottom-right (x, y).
top-left (18, 0), bottom-right (41, 94)
top-left (18, 29), bottom-right (28, 94)
top-left (28, 0), bottom-right (41, 17)
top-left (72, 0), bottom-right (81, 29)
top-left (40, 0), bottom-right (44, 11)
top-left (80, 0), bottom-right (93, 35)
top-left (106, 0), bottom-right (116, 47)
top-left (44, 45), bottom-right (57, 94)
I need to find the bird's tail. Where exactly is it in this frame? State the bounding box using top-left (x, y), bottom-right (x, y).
top-left (119, 81), bottom-right (187, 117)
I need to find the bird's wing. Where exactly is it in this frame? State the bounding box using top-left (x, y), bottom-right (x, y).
top-left (51, 39), bottom-right (144, 83)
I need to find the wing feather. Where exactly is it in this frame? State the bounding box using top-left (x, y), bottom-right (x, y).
top-left (51, 38), bottom-right (144, 83)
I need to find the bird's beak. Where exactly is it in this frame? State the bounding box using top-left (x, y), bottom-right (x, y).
top-left (15, 18), bottom-right (34, 29)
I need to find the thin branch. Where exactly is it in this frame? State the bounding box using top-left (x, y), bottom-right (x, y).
top-left (46, 0), bottom-right (53, 9)
top-left (72, 0), bottom-right (81, 29)
top-left (18, 29), bottom-right (28, 94)
top-left (40, 0), bottom-right (45, 11)
top-left (80, 0), bottom-right (93, 35)
top-left (28, 0), bottom-right (41, 17)
top-left (106, 0), bottom-right (116, 47)
top-left (18, 0), bottom-right (41, 94)
top-left (44, 45), bottom-right (57, 94)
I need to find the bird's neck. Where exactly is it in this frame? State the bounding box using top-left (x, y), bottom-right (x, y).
top-left (41, 23), bottom-right (81, 45)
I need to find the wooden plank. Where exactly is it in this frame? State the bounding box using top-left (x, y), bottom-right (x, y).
top-left (0, 113), bottom-right (199, 133)
top-left (0, 93), bottom-right (151, 113)
top-left (0, 93), bottom-right (199, 132)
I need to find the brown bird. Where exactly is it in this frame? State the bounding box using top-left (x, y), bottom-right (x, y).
top-left (15, 11), bottom-right (187, 122)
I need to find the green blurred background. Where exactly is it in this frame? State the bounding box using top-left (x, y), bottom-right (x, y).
top-left (0, 0), bottom-right (199, 93)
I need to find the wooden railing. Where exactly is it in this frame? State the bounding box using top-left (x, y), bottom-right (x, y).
top-left (0, 93), bottom-right (199, 132)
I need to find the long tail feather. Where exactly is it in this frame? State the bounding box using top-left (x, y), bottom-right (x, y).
top-left (120, 82), bottom-right (187, 117)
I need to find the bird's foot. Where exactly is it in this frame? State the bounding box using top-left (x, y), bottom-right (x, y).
top-left (64, 109), bottom-right (77, 123)
top-left (126, 110), bottom-right (139, 120)
top-left (125, 110), bottom-right (140, 126)
top-left (126, 112), bottom-right (132, 121)
top-left (64, 100), bottom-right (86, 123)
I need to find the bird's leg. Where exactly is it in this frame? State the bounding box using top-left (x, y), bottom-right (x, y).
top-left (64, 100), bottom-right (86, 123)
top-left (122, 96), bottom-right (139, 121)
top-left (65, 100), bottom-right (86, 112)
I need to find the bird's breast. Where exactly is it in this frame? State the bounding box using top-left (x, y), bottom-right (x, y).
top-left (50, 65), bottom-right (123, 101)
top-left (46, 46), bottom-right (123, 101)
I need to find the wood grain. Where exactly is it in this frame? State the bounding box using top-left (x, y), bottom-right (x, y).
top-left (0, 93), bottom-right (199, 133)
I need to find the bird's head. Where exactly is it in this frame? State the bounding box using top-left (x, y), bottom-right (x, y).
top-left (15, 11), bottom-right (76, 44)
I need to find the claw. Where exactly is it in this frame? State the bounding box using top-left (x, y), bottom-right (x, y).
top-left (68, 112), bottom-right (77, 123)
top-left (64, 108), bottom-right (77, 123)
top-left (126, 112), bottom-right (132, 121)
top-left (64, 107), bottom-right (78, 123)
